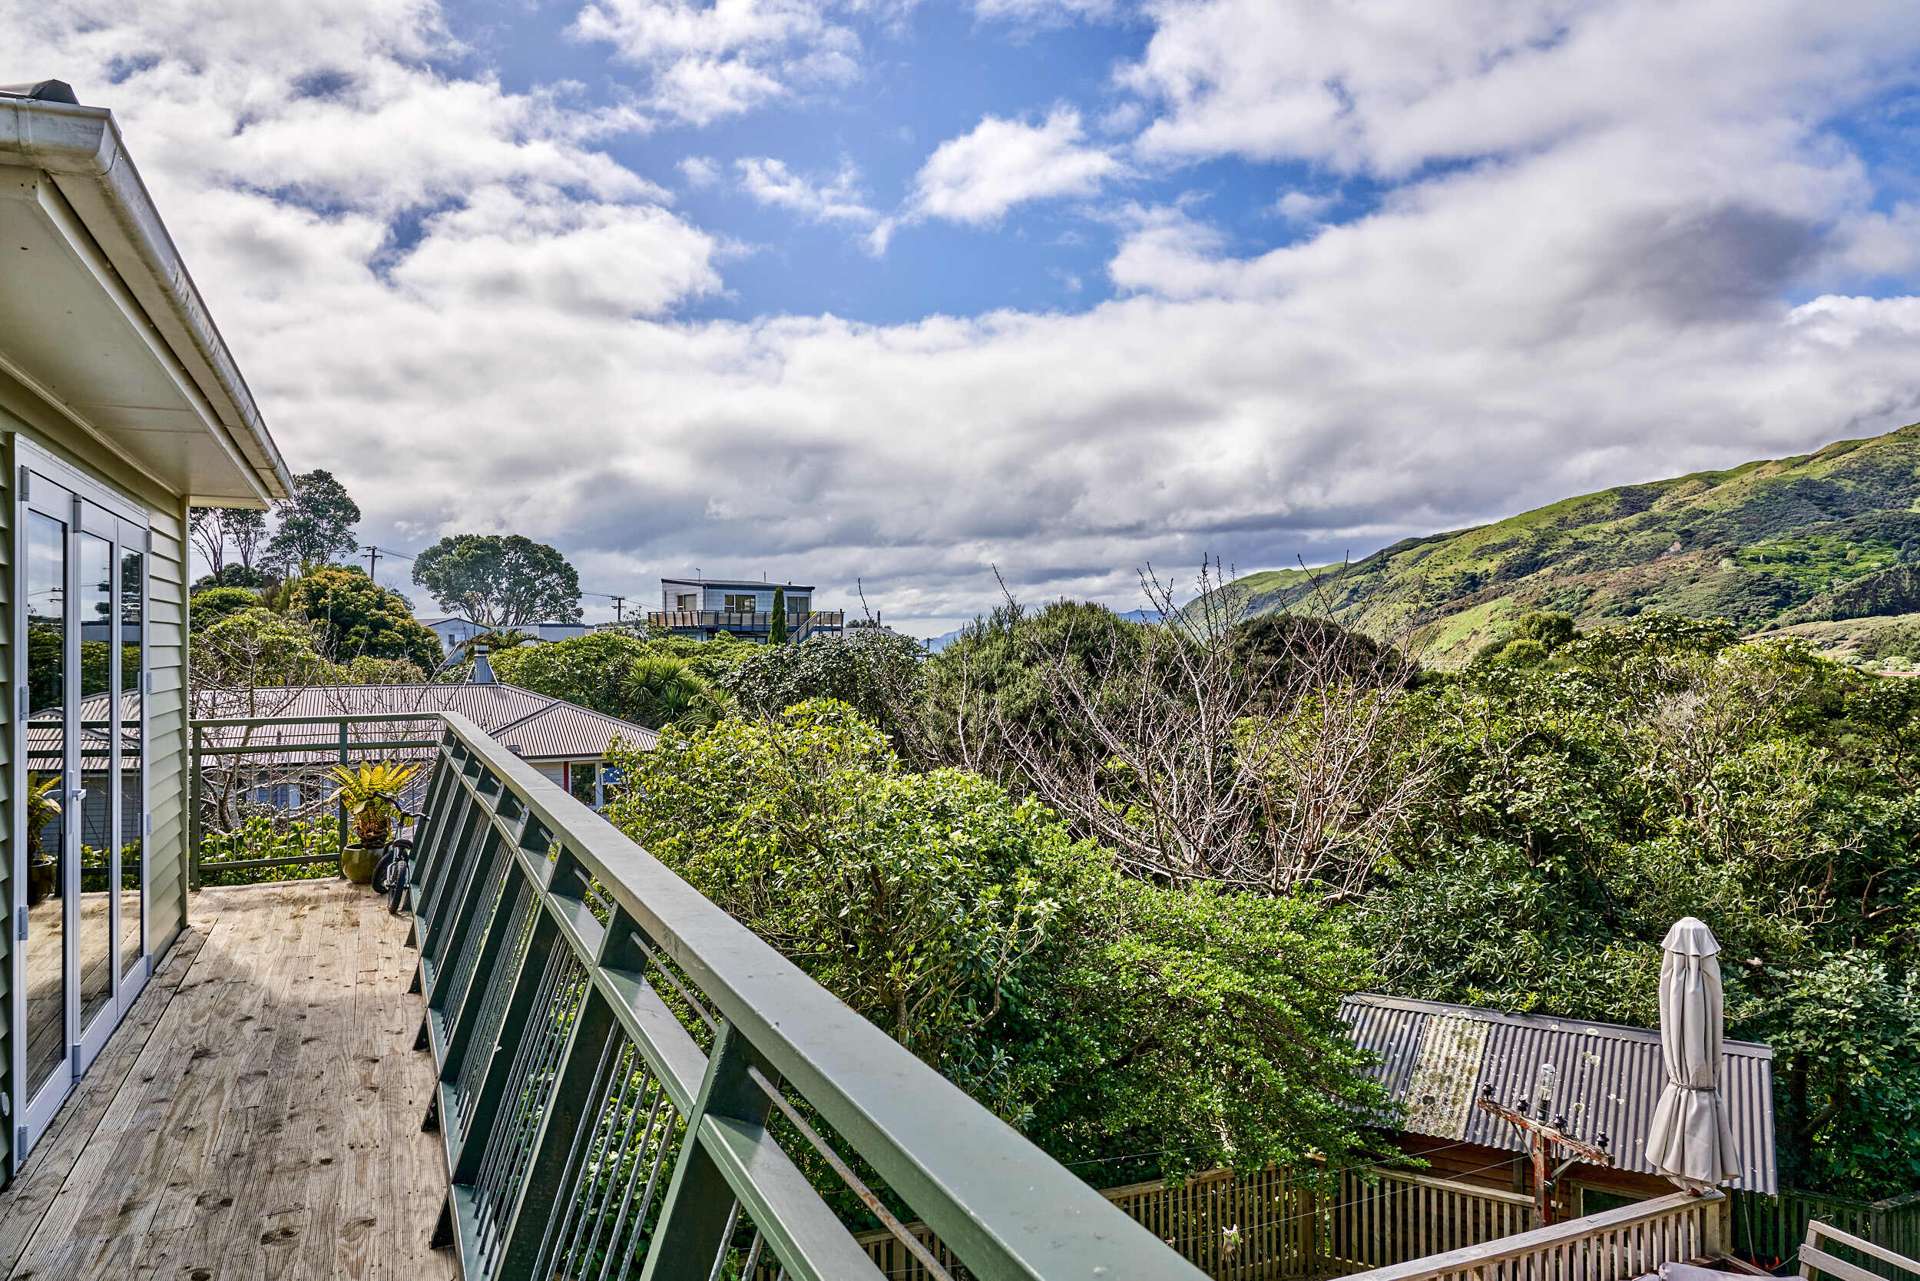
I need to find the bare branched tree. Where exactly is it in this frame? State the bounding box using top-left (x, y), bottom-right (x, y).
top-left (974, 560), bottom-right (1438, 900)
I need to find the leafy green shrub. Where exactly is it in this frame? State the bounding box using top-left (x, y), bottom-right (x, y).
top-left (196, 815), bottom-right (339, 886)
top-left (603, 699), bottom-right (1391, 1178)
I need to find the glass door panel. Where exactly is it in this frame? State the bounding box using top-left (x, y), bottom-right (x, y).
top-left (75, 532), bottom-right (114, 1035)
top-left (118, 545), bottom-right (144, 982)
top-left (22, 509), bottom-right (70, 1104)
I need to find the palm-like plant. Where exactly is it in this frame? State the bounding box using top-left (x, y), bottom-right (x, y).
top-left (328, 760), bottom-right (423, 847)
top-left (622, 655), bottom-right (724, 731)
top-left (26, 773), bottom-right (61, 861)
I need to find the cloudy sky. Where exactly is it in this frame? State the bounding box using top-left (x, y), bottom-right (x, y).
top-left (9, 0), bottom-right (1920, 633)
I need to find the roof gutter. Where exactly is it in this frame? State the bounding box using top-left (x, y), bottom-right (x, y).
top-left (0, 93), bottom-right (293, 504)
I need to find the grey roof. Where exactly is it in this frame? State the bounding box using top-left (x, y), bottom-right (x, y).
top-left (0, 81), bottom-right (79, 103)
top-left (1340, 993), bottom-right (1776, 1194)
top-left (660, 577), bottom-right (815, 591)
top-left (193, 683), bottom-right (657, 764)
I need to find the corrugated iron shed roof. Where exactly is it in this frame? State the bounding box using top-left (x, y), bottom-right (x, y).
top-left (193, 684), bottom-right (657, 764)
top-left (1340, 993), bottom-right (1776, 1194)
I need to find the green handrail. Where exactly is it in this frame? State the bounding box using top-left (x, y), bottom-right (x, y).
top-left (407, 710), bottom-right (1208, 1281)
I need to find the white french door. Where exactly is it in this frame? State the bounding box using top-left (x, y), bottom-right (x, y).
top-left (12, 442), bottom-right (149, 1164)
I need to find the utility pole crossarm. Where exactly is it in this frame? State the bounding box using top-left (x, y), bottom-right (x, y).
top-left (1477, 1084), bottom-right (1612, 1227)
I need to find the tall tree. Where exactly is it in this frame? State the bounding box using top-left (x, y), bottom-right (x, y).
top-left (283, 565), bottom-right (442, 673)
top-left (263, 470), bottom-right (360, 574)
top-left (190, 507), bottom-right (272, 578)
top-left (769, 586), bottom-right (788, 643)
top-left (189, 508), bottom-right (226, 575)
top-left (226, 507), bottom-right (268, 570)
top-left (411, 533), bottom-right (582, 628)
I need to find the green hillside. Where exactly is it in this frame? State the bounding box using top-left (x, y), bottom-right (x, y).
top-left (1228, 422), bottom-right (1920, 662)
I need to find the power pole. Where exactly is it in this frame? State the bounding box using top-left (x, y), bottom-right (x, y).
top-left (364, 545), bottom-right (382, 582)
top-left (611, 595), bottom-right (625, 625)
top-left (1477, 1080), bottom-right (1612, 1227)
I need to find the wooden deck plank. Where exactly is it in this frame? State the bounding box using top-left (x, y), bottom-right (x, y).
top-left (0, 880), bottom-right (456, 1281)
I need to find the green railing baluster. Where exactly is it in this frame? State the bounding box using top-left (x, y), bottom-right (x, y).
top-left (426, 828), bottom-right (504, 1011)
top-left (451, 907), bottom-right (564, 1183)
top-left (641, 1023), bottom-right (776, 1281)
top-left (495, 986), bottom-right (619, 1279)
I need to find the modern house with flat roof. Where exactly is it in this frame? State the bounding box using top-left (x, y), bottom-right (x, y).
top-left (0, 79), bottom-right (291, 1166)
top-left (648, 575), bottom-right (844, 642)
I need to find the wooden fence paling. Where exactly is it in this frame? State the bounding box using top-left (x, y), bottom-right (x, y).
top-left (1331, 1191), bottom-right (1717, 1281)
top-left (1735, 1189), bottom-right (1920, 1276)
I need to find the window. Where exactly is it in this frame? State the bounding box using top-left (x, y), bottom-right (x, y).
top-left (675, 593), bottom-right (697, 610)
top-left (787, 596), bottom-right (810, 615)
top-left (723, 593), bottom-right (759, 613)
top-left (569, 762), bottom-right (598, 808)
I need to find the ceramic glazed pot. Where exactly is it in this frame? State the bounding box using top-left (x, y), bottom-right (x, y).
top-left (341, 842), bottom-right (383, 885)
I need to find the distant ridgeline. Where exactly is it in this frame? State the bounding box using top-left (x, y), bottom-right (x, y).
top-left (1216, 422), bottom-right (1920, 664)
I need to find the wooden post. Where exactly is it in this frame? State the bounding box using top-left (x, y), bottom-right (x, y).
top-left (1477, 1089), bottom-right (1613, 1228)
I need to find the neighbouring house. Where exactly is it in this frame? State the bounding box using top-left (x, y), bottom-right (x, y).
top-left (648, 575), bottom-right (844, 642)
top-left (1340, 993), bottom-right (1778, 1214)
top-left (418, 615), bottom-right (590, 656)
top-left (0, 81), bottom-right (293, 1169)
top-left (193, 680), bottom-right (657, 813)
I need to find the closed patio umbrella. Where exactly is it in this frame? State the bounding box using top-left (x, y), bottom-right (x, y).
top-left (1646, 917), bottom-right (1741, 1191)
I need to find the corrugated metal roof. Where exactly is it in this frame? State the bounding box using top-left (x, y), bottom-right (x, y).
top-left (194, 684), bottom-right (658, 763)
top-left (1341, 993), bottom-right (1777, 1194)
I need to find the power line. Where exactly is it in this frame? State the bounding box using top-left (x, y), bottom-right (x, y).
top-left (358, 541), bottom-right (640, 612)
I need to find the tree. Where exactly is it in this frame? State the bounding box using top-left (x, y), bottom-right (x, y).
top-left (770, 586), bottom-right (788, 644)
top-left (193, 564), bottom-right (271, 591)
top-left (262, 470), bottom-right (360, 574)
top-left (189, 507), bottom-right (225, 575)
top-left (620, 655), bottom-right (725, 730)
top-left (282, 565), bottom-right (442, 672)
top-left (721, 628), bottom-right (926, 740)
top-left (225, 507), bottom-right (268, 570)
top-left (411, 533), bottom-right (581, 628)
top-left (189, 585), bottom-right (263, 631)
top-left (601, 700), bottom-right (1391, 1174)
top-left (482, 630), bottom-right (751, 722)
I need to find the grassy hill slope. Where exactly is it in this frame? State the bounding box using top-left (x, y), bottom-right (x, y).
top-left (1227, 422), bottom-right (1920, 662)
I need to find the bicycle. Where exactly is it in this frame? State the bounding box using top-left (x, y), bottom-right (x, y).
top-left (370, 803), bottom-right (423, 916)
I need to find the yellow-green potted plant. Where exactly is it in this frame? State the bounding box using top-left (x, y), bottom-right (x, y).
top-left (328, 761), bottom-right (423, 884)
top-left (25, 773), bottom-right (61, 905)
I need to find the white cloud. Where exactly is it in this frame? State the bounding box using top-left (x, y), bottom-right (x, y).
top-left (679, 154), bottom-right (722, 187)
top-left (569, 0), bottom-right (867, 124)
top-left (1120, 0), bottom-right (1920, 175)
top-left (909, 107), bottom-right (1123, 224)
top-left (9, 0), bottom-right (1920, 634)
top-left (1275, 190), bottom-right (1334, 223)
top-left (391, 188), bottom-right (722, 317)
top-left (974, 0), bottom-right (1119, 23)
top-left (736, 156), bottom-right (878, 225)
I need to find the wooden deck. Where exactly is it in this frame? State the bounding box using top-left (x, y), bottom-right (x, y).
top-left (0, 880), bottom-right (456, 1281)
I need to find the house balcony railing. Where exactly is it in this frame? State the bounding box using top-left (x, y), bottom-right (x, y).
top-left (645, 609), bottom-right (844, 633)
top-left (405, 710), bottom-right (1204, 1281)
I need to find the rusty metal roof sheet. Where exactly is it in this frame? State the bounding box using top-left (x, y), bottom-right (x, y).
top-left (1340, 993), bottom-right (1776, 1194)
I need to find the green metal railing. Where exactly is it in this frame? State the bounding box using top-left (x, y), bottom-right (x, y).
top-left (407, 710), bottom-right (1206, 1281)
top-left (189, 711), bottom-right (442, 885)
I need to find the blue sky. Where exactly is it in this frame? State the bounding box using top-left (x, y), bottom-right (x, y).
top-left (11, 0), bottom-right (1920, 633)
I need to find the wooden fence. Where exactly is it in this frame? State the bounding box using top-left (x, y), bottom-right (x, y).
top-left (1736, 1189), bottom-right (1920, 1276)
top-left (1326, 1167), bottom-right (1534, 1272)
top-left (798, 1165), bottom-right (1537, 1281)
top-left (1335, 1190), bottom-right (1722, 1281)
